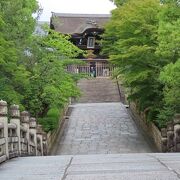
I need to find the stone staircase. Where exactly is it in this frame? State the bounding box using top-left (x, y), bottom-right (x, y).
top-left (77, 78), bottom-right (120, 103)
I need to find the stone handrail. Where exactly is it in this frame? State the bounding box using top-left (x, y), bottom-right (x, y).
top-left (0, 100), bottom-right (47, 164)
top-left (116, 79), bottom-right (180, 153)
top-left (130, 102), bottom-right (180, 152)
top-left (161, 114), bottom-right (180, 152)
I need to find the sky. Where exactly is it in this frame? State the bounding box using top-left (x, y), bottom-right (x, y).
top-left (38, 0), bottom-right (116, 21)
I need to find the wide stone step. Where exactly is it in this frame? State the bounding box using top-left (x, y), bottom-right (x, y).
top-left (78, 78), bottom-right (120, 103)
top-left (1, 153), bottom-right (180, 180)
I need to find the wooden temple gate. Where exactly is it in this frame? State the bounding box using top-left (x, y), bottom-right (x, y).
top-left (66, 61), bottom-right (114, 77)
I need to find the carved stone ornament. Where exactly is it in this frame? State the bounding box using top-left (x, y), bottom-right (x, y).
top-left (21, 111), bottom-right (30, 123)
top-left (10, 105), bottom-right (20, 118)
top-left (0, 100), bottom-right (8, 116)
top-left (29, 118), bottom-right (37, 128)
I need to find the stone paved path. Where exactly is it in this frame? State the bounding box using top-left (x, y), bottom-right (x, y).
top-left (55, 102), bottom-right (153, 155)
top-left (1, 153), bottom-right (180, 180)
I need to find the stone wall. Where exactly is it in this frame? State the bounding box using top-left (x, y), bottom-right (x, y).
top-left (130, 102), bottom-right (162, 151)
top-left (0, 100), bottom-right (48, 164)
top-left (46, 102), bottom-right (69, 154)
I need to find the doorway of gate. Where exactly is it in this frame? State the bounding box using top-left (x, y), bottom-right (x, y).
top-left (90, 62), bottom-right (96, 77)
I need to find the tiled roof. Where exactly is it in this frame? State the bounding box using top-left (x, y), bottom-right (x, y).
top-left (51, 13), bottom-right (110, 34)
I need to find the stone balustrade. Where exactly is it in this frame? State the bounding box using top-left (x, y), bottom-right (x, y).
top-left (161, 114), bottom-right (180, 152)
top-left (129, 102), bottom-right (180, 153)
top-left (0, 100), bottom-right (47, 164)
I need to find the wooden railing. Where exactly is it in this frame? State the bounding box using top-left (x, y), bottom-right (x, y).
top-left (66, 63), bottom-right (115, 77)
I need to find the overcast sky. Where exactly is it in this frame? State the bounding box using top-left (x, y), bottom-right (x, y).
top-left (38, 0), bottom-right (116, 21)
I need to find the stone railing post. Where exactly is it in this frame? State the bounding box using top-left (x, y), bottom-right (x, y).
top-left (161, 128), bottom-right (167, 152)
top-left (10, 105), bottom-right (21, 156)
top-left (29, 117), bottom-right (37, 156)
top-left (167, 121), bottom-right (174, 152)
top-left (42, 133), bottom-right (47, 156)
top-left (21, 111), bottom-right (30, 155)
top-left (69, 97), bottom-right (72, 104)
top-left (174, 114), bottom-right (180, 152)
top-left (0, 100), bottom-right (9, 159)
top-left (36, 125), bottom-right (43, 156)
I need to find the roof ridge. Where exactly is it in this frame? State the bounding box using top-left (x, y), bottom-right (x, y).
top-left (52, 13), bottom-right (111, 18)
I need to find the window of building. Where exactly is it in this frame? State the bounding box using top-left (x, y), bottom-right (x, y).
top-left (87, 37), bottom-right (95, 48)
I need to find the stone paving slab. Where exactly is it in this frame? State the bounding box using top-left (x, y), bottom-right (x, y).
top-left (66, 154), bottom-right (180, 180)
top-left (55, 103), bottom-right (153, 155)
top-left (0, 156), bottom-right (72, 180)
top-left (68, 161), bottom-right (166, 173)
top-left (71, 153), bottom-right (156, 164)
top-left (0, 154), bottom-right (180, 180)
top-left (65, 172), bottom-right (179, 180)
